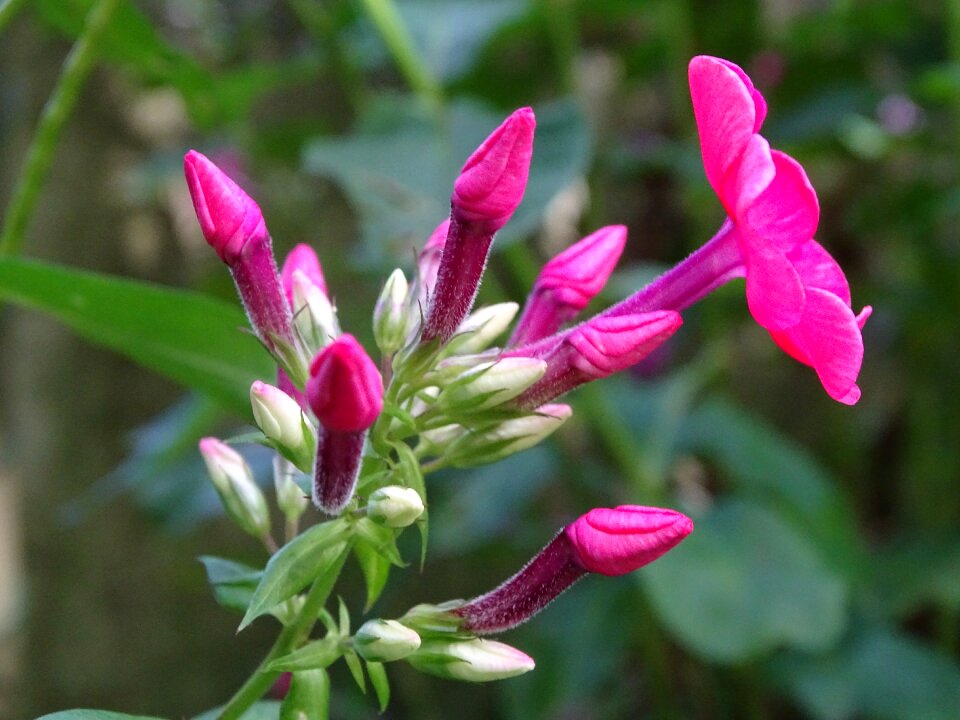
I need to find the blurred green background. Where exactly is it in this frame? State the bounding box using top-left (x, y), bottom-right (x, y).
top-left (1, 0), bottom-right (959, 718)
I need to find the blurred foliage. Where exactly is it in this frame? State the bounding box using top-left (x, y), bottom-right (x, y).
top-left (2, 0), bottom-right (959, 719)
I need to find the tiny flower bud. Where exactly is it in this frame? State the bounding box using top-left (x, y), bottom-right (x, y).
top-left (250, 381), bottom-right (316, 472)
top-left (291, 270), bottom-right (339, 352)
top-left (273, 456), bottom-right (309, 521)
top-left (367, 486), bottom-right (424, 528)
top-left (415, 219), bottom-right (450, 311)
top-left (510, 226), bottom-right (627, 346)
top-left (438, 358), bottom-right (546, 412)
top-left (449, 302), bottom-right (519, 354)
top-left (407, 639), bottom-right (535, 682)
top-left (442, 404), bottom-right (571, 467)
top-left (354, 620), bottom-right (422, 663)
top-left (198, 437), bottom-right (270, 539)
top-left (374, 269), bottom-right (410, 355)
top-left (281, 243), bottom-right (328, 302)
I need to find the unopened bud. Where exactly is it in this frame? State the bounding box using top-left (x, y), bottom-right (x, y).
top-left (407, 638), bottom-right (535, 682)
top-left (449, 302), bottom-right (519, 354)
top-left (250, 381), bottom-right (316, 472)
top-left (438, 358), bottom-right (546, 412)
top-left (198, 438), bottom-right (270, 539)
top-left (443, 404), bottom-right (572, 467)
top-left (374, 269), bottom-right (410, 354)
top-left (354, 619), bottom-right (422, 662)
top-left (273, 456), bottom-right (309, 521)
top-left (367, 486), bottom-right (424, 528)
top-left (291, 270), bottom-right (339, 352)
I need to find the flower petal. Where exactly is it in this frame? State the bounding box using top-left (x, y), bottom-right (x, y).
top-left (745, 247), bottom-right (805, 331)
top-left (786, 239), bottom-right (851, 305)
top-left (740, 150), bottom-right (819, 254)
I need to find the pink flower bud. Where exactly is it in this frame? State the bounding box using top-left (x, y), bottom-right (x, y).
top-left (564, 505), bottom-right (694, 576)
top-left (415, 219), bottom-right (451, 310)
top-left (512, 311), bottom-right (682, 408)
top-left (452, 107), bottom-right (536, 231)
top-left (306, 335), bottom-right (383, 433)
top-left (281, 243), bottom-right (328, 303)
top-left (510, 226), bottom-right (627, 346)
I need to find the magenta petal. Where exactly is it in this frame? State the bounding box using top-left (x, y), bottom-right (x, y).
top-left (745, 247), bottom-right (805, 331)
top-left (714, 58), bottom-right (768, 131)
top-left (689, 56), bottom-right (767, 203)
top-left (306, 335), bottom-right (384, 432)
top-left (535, 225), bottom-right (628, 309)
top-left (727, 134), bottom-right (776, 217)
top-left (741, 150), bottom-right (819, 254)
top-left (281, 244), bottom-right (328, 303)
top-left (786, 239), bottom-right (850, 305)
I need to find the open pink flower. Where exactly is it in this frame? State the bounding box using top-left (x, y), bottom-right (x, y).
top-left (689, 55), bottom-right (869, 404)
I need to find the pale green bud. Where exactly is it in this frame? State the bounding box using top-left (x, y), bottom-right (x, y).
top-left (438, 358), bottom-right (546, 411)
top-left (273, 455), bottom-right (309, 521)
top-left (367, 486), bottom-right (424, 528)
top-left (291, 270), bottom-right (339, 351)
top-left (407, 638), bottom-right (535, 682)
top-left (354, 619), bottom-right (422, 662)
top-left (449, 302), bottom-right (519, 354)
top-left (373, 269), bottom-right (410, 355)
top-left (250, 381), bottom-right (316, 472)
top-left (444, 404), bottom-right (572, 467)
top-left (198, 438), bottom-right (270, 539)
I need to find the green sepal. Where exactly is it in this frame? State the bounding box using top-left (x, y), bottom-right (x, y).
top-left (354, 541), bottom-right (392, 611)
top-left (279, 669), bottom-right (330, 720)
top-left (393, 442), bottom-right (429, 566)
top-left (338, 596), bottom-right (351, 636)
top-left (366, 661), bottom-right (390, 713)
top-left (240, 520), bottom-right (351, 630)
top-left (267, 637), bottom-right (341, 672)
top-left (354, 518), bottom-right (405, 567)
top-left (344, 650), bottom-right (366, 693)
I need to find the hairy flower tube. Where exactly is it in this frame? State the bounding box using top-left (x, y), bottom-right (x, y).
top-left (306, 334), bottom-right (384, 514)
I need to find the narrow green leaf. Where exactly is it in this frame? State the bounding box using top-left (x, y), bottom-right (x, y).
top-left (338, 596), bottom-right (351, 636)
top-left (0, 258), bottom-right (271, 416)
top-left (37, 713), bottom-right (164, 720)
top-left (366, 661), bottom-right (390, 713)
top-left (240, 520), bottom-right (351, 630)
top-left (267, 637), bottom-right (341, 672)
top-left (198, 556), bottom-right (262, 615)
top-left (354, 518), bottom-right (405, 567)
top-left (344, 650), bottom-right (367, 694)
top-left (354, 541), bottom-right (392, 611)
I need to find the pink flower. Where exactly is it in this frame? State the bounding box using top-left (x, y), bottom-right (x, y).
top-left (689, 55), bottom-right (869, 404)
top-left (306, 335), bottom-right (383, 433)
top-left (564, 505), bottom-right (693, 576)
top-left (281, 243), bottom-right (328, 303)
top-left (510, 311), bottom-right (682, 408)
top-left (509, 225), bottom-right (627, 346)
top-left (422, 109), bottom-right (536, 343)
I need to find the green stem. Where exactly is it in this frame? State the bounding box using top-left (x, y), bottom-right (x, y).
top-left (0, 0), bottom-right (29, 35)
top-left (358, 0), bottom-right (443, 112)
top-left (0, 0), bottom-right (121, 256)
top-left (216, 546), bottom-right (351, 720)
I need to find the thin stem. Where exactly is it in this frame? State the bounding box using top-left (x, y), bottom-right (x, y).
top-left (358, 0), bottom-right (443, 112)
top-left (216, 545), bottom-right (351, 720)
top-left (261, 533), bottom-right (280, 554)
top-left (0, 0), bottom-right (29, 35)
top-left (0, 0), bottom-right (122, 256)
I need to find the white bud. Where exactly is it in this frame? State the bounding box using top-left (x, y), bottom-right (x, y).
top-left (445, 404), bottom-right (572, 467)
top-left (250, 381), bottom-right (316, 472)
top-left (449, 302), bottom-right (519, 354)
top-left (438, 358), bottom-right (546, 411)
top-left (354, 619), bottom-right (422, 662)
top-left (291, 269), bottom-right (339, 351)
top-left (273, 455), bottom-right (309, 521)
top-left (407, 638), bottom-right (535, 682)
top-left (367, 486), bottom-right (424, 528)
top-left (198, 438), bottom-right (270, 539)
top-left (373, 269), bottom-right (410, 355)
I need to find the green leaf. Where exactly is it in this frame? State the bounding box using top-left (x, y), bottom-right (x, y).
top-left (37, 713), bottom-right (165, 720)
top-left (354, 541), bottom-right (392, 611)
top-left (344, 650), bottom-right (367, 693)
top-left (772, 627), bottom-right (960, 720)
top-left (198, 556), bottom-right (262, 614)
top-left (193, 700), bottom-right (281, 720)
top-left (0, 258), bottom-right (271, 416)
top-left (354, 518), bottom-right (406, 567)
top-left (302, 97), bottom-right (590, 267)
top-left (642, 499), bottom-right (848, 663)
top-left (366, 661), bottom-right (390, 713)
top-left (267, 637), bottom-right (341, 672)
top-left (240, 520), bottom-right (351, 630)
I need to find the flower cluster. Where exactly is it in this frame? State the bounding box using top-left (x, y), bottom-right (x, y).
top-left (186, 54), bottom-right (867, 703)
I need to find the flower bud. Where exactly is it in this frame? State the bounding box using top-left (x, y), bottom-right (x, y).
top-left (354, 620), bottom-right (422, 663)
top-left (438, 358), bottom-right (546, 412)
top-left (281, 243), bottom-right (328, 302)
top-left (373, 269), bottom-right (410, 355)
top-left (291, 269), bottom-right (339, 352)
top-left (273, 455), bottom-right (309, 521)
top-left (251, 381), bottom-right (316, 472)
top-left (407, 639), bottom-right (535, 682)
top-left (449, 302), bottom-right (519, 354)
top-left (442, 404), bottom-right (571, 467)
top-left (415, 219), bottom-right (450, 311)
top-left (367, 486), bottom-right (424, 528)
top-left (198, 437), bottom-right (270, 539)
